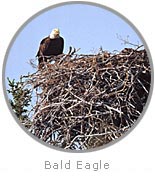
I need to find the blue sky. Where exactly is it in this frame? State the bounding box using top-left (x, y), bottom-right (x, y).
top-left (5, 3), bottom-right (143, 82)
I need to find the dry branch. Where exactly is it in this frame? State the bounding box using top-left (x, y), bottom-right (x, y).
top-left (24, 47), bottom-right (151, 150)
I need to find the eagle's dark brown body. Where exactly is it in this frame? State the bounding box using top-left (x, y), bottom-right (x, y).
top-left (37, 36), bottom-right (64, 68)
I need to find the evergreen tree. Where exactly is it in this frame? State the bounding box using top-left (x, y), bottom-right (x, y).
top-left (7, 76), bottom-right (32, 123)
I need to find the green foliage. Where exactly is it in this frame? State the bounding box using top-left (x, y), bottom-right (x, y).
top-left (7, 76), bottom-right (32, 122)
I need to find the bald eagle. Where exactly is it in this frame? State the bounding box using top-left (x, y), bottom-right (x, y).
top-left (36, 28), bottom-right (64, 69)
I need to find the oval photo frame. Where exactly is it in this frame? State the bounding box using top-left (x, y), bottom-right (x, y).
top-left (2, 1), bottom-right (153, 152)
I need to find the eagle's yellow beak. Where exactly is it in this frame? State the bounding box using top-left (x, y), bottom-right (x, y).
top-left (53, 28), bottom-right (60, 35)
top-left (50, 28), bottom-right (60, 39)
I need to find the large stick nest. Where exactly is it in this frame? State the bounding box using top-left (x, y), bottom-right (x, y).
top-left (26, 47), bottom-right (151, 150)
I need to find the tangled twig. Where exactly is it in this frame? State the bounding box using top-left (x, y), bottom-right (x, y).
top-left (23, 47), bottom-right (151, 150)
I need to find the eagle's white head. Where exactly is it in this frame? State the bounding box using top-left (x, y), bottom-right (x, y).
top-left (50, 28), bottom-right (60, 39)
